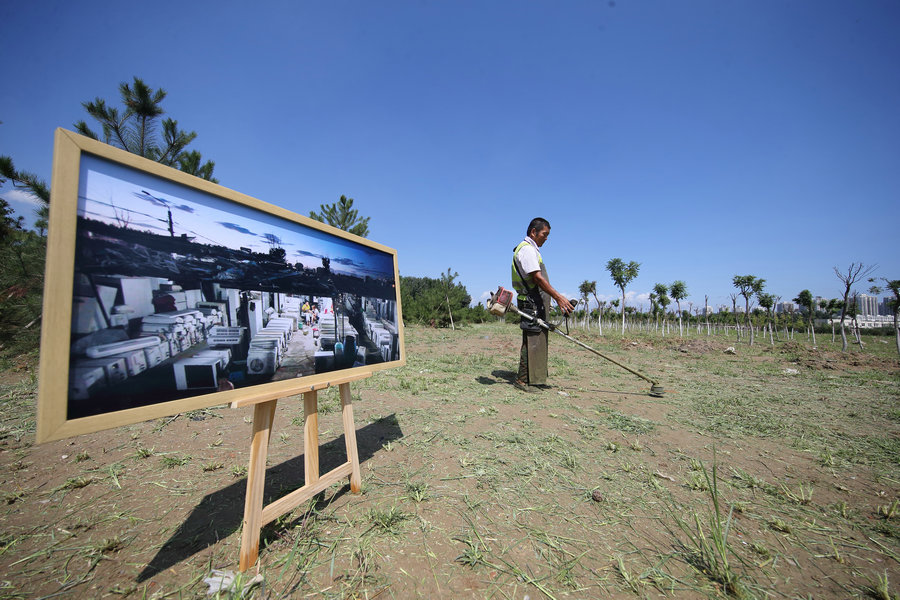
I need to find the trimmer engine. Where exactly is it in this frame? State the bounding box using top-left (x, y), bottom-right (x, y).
top-left (488, 286), bottom-right (515, 317)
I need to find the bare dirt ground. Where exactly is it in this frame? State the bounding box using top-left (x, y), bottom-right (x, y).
top-left (1, 323), bottom-right (898, 599)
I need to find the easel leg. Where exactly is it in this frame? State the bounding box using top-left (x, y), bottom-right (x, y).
top-left (303, 390), bottom-right (319, 486)
top-left (239, 399), bottom-right (277, 571)
top-left (339, 383), bottom-right (362, 492)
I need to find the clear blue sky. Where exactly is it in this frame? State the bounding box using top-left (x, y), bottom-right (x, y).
top-left (2, 1), bottom-right (898, 312)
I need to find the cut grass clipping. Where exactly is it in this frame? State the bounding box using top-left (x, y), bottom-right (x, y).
top-left (665, 450), bottom-right (751, 598)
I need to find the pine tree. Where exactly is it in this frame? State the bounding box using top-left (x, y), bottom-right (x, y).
top-left (309, 195), bottom-right (370, 238)
top-left (74, 77), bottom-right (217, 182)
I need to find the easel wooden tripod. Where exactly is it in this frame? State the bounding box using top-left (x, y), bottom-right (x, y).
top-left (232, 370), bottom-right (371, 571)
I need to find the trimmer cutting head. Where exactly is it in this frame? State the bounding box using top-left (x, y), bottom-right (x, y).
top-left (649, 384), bottom-right (665, 398)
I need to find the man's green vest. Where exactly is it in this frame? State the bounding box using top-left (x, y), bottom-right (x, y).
top-left (511, 240), bottom-right (542, 303)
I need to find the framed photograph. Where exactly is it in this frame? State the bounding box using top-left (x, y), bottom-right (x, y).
top-left (37, 129), bottom-right (404, 443)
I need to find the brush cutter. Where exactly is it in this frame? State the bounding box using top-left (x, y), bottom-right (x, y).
top-left (488, 286), bottom-right (665, 397)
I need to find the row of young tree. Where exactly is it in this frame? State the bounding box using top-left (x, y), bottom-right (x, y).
top-left (397, 257), bottom-right (897, 361)
top-left (565, 261), bottom-right (898, 356)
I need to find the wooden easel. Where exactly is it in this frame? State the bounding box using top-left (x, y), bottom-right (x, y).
top-left (232, 370), bottom-right (371, 571)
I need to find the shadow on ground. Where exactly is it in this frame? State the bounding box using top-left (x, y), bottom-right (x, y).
top-left (138, 413), bottom-right (403, 581)
top-left (475, 370), bottom-right (518, 386)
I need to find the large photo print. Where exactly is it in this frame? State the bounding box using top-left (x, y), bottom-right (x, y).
top-left (38, 130), bottom-right (403, 441)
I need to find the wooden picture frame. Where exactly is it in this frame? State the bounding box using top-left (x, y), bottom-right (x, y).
top-left (37, 129), bottom-right (405, 443)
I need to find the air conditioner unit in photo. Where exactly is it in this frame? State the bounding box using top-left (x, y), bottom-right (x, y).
top-left (247, 339), bottom-right (279, 375)
top-left (249, 336), bottom-right (281, 355)
top-left (70, 366), bottom-right (106, 400)
top-left (140, 322), bottom-right (186, 336)
top-left (277, 313), bottom-right (299, 330)
top-left (197, 301), bottom-right (227, 315)
top-left (142, 313), bottom-right (185, 325)
top-left (314, 349), bottom-right (335, 373)
top-left (112, 349), bottom-right (149, 376)
top-left (192, 349), bottom-right (231, 370)
top-left (170, 309), bottom-right (203, 322)
top-left (75, 356), bottom-right (129, 385)
top-left (208, 326), bottom-right (245, 346)
top-left (109, 313), bottom-right (129, 328)
top-left (173, 357), bottom-right (220, 391)
top-left (267, 317), bottom-right (295, 332)
top-left (253, 330), bottom-right (287, 351)
top-left (142, 344), bottom-right (163, 368)
top-left (149, 336), bottom-right (172, 360)
top-left (86, 336), bottom-right (161, 359)
top-left (266, 317), bottom-right (294, 334)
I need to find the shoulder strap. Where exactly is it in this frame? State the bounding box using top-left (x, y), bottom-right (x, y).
top-left (513, 242), bottom-right (538, 291)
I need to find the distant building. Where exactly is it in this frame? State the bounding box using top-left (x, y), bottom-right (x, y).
top-left (828, 315), bottom-right (895, 329)
top-left (882, 296), bottom-right (897, 316)
top-left (776, 301), bottom-right (796, 314)
top-left (856, 293), bottom-right (879, 317)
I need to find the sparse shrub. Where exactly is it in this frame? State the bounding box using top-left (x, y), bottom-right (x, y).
top-left (160, 454), bottom-right (190, 468)
top-left (134, 446), bottom-right (155, 459)
top-left (878, 499), bottom-right (899, 520)
top-left (405, 481), bottom-right (429, 503)
top-left (368, 506), bottom-right (407, 535)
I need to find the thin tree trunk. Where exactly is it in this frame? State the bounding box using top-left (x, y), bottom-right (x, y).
top-left (705, 296), bottom-right (710, 337)
top-left (746, 303), bottom-right (754, 346)
top-left (446, 294), bottom-right (455, 330)
top-left (677, 302), bottom-right (683, 337)
top-left (839, 315), bottom-right (847, 351)
top-left (894, 312), bottom-right (900, 357)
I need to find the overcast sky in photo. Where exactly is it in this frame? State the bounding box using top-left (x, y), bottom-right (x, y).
top-left (2, 1), bottom-right (898, 311)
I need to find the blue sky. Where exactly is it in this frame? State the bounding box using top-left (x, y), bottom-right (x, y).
top-left (2, 1), bottom-right (898, 312)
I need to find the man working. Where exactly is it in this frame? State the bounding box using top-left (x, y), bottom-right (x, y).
top-left (512, 217), bottom-right (574, 391)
